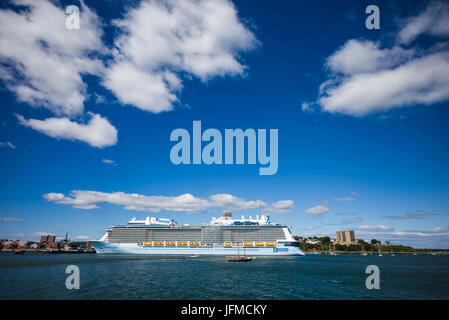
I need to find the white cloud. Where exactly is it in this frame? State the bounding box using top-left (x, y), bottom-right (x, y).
top-left (322, 218), bottom-right (362, 225)
top-left (358, 225), bottom-right (394, 232)
top-left (102, 62), bottom-right (179, 113)
top-left (385, 210), bottom-right (439, 219)
top-left (17, 113), bottom-right (118, 148)
top-left (430, 226), bottom-right (449, 233)
top-left (30, 231), bottom-right (54, 237)
top-left (0, 0), bottom-right (119, 148)
top-left (0, 141), bottom-right (16, 149)
top-left (318, 51), bottom-right (449, 116)
top-left (0, 0), bottom-right (105, 117)
top-left (313, 2), bottom-right (449, 117)
top-left (391, 231), bottom-right (441, 237)
top-left (0, 0), bottom-right (258, 148)
top-left (356, 226), bottom-right (449, 248)
top-left (305, 204), bottom-right (330, 216)
top-left (301, 102), bottom-right (313, 112)
top-left (209, 194), bottom-right (293, 214)
top-left (397, 1), bottom-right (449, 45)
top-left (262, 200), bottom-right (295, 214)
top-left (73, 235), bottom-right (92, 240)
top-left (1, 217), bottom-right (24, 222)
top-left (358, 226), bottom-right (448, 237)
top-left (326, 40), bottom-right (414, 75)
top-left (333, 197), bottom-right (355, 202)
top-left (102, 159), bottom-right (116, 165)
top-left (43, 190), bottom-right (294, 214)
top-left (303, 226), bottom-right (319, 230)
top-left (103, 0), bottom-right (257, 113)
top-left (209, 194), bottom-right (266, 212)
top-left (399, 227), bottom-right (449, 235)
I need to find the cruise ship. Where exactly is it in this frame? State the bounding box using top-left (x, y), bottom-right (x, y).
top-left (90, 212), bottom-right (304, 256)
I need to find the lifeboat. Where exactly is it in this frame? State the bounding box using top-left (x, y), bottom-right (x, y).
top-left (244, 242), bottom-right (254, 247)
top-left (266, 242), bottom-right (275, 246)
top-left (190, 242), bottom-right (200, 246)
top-left (143, 242), bottom-right (152, 246)
top-left (255, 242), bottom-right (264, 246)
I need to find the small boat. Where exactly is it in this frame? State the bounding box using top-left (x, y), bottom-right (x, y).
top-left (190, 255), bottom-right (199, 258)
top-left (227, 245), bottom-right (254, 262)
top-left (14, 250), bottom-right (25, 255)
top-left (329, 243), bottom-right (338, 256)
top-left (227, 256), bottom-right (255, 262)
top-left (361, 247), bottom-right (368, 256)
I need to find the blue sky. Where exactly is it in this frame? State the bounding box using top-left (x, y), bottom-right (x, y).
top-left (0, 0), bottom-right (448, 248)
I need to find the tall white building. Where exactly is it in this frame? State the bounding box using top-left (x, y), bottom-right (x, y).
top-left (336, 230), bottom-right (357, 245)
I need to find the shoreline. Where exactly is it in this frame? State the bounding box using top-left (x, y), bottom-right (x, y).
top-left (305, 251), bottom-right (448, 255)
top-left (1, 249), bottom-right (96, 254)
top-left (1, 250), bottom-right (447, 256)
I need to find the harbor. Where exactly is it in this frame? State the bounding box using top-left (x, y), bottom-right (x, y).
top-left (2, 227), bottom-right (446, 256)
top-left (1, 253), bottom-right (448, 299)
top-left (0, 234), bottom-right (95, 254)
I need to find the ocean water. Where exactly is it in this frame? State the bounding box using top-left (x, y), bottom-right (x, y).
top-left (0, 253), bottom-right (448, 300)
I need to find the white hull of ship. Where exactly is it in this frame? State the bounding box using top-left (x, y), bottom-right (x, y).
top-left (90, 241), bottom-right (304, 256)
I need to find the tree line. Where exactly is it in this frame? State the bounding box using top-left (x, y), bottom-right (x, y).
top-left (294, 236), bottom-right (416, 253)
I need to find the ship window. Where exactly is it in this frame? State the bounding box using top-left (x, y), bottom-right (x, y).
top-left (280, 241), bottom-right (299, 247)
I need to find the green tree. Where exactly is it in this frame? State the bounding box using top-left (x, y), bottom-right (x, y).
top-left (320, 236), bottom-right (331, 246)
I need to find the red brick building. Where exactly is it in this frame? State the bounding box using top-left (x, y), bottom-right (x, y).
top-left (40, 235), bottom-right (56, 243)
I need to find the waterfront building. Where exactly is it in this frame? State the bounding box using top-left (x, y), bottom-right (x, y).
top-left (45, 242), bottom-right (59, 249)
top-left (40, 235), bottom-right (56, 243)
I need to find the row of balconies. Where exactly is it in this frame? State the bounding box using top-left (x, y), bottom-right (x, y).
top-left (140, 241), bottom-right (277, 247)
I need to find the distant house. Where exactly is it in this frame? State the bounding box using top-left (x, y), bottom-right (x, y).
top-left (306, 239), bottom-right (321, 245)
top-left (45, 242), bottom-right (59, 249)
top-left (70, 241), bottom-right (89, 250)
top-left (1, 241), bottom-right (12, 249)
top-left (7, 241), bottom-right (19, 249)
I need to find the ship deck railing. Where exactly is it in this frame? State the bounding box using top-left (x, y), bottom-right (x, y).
top-left (109, 223), bottom-right (285, 230)
top-left (139, 241), bottom-right (277, 247)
